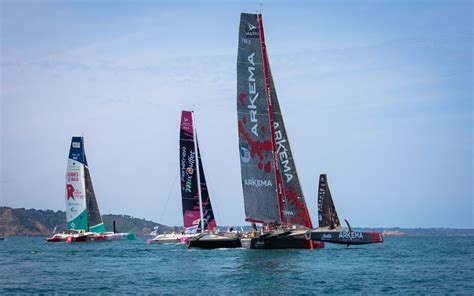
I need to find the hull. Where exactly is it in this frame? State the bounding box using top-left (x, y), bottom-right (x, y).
top-left (93, 232), bottom-right (136, 241)
top-left (46, 236), bottom-right (67, 242)
top-left (186, 233), bottom-right (241, 249)
top-left (46, 233), bottom-right (74, 242)
top-left (240, 229), bottom-right (324, 250)
top-left (147, 233), bottom-right (181, 244)
top-left (67, 234), bottom-right (91, 242)
top-left (240, 237), bottom-right (324, 250)
top-left (311, 230), bottom-right (384, 245)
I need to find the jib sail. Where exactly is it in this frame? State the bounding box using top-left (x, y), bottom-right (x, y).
top-left (268, 67), bottom-right (313, 228)
top-left (83, 152), bottom-right (105, 233)
top-left (180, 111), bottom-right (217, 232)
top-left (317, 174), bottom-right (341, 229)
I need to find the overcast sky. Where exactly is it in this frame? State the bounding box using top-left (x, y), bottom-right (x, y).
top-left (1, 0), bottom-right (472, 228)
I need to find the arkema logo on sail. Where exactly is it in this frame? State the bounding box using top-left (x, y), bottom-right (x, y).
top-left (244, 178), bottom-right (273, 188)
top-left (274, 122), bottom-right (293, 183)
top-left (247, 52), bottom-right (259, 138)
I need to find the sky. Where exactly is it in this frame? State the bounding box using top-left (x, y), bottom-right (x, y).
top-left (1, 0), bottom-right (472, 228)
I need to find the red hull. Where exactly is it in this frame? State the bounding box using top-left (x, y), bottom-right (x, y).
top-left (46, 237), bottom-right (65, 242)
top-left (67, 235), bottom-right (90, 243)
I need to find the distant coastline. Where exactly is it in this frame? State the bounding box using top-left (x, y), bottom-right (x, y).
top-left (1, 206), bottom-right (473, 237)
top-left (0, 206), bottom-right (180, 237)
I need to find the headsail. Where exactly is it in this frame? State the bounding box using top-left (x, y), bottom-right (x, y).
top-left (179, 111), bottom-right (216, 232)
top-left (65, 137), bottom-right (105, 232)
top-left (268, 67), bottom-right (313, 228)
top-left (196, 141), bottom-right (217, 231)
top-left (237, 13), bottom-right (281, 224)
top-left (83, 152), bottom-right (106, 233)
top-left (317, 174), bottom-right (341, 229)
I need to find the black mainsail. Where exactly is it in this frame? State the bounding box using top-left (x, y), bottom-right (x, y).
top-left (317, 174), bottom-right (341, 229)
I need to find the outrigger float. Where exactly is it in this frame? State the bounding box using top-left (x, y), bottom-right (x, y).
top-left (46, 137), bottom-right (136, 243)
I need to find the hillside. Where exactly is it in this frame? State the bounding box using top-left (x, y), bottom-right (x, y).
top-left (0, 207), bottom-right (180, 237)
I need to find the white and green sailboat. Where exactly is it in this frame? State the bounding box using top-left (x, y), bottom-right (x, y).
top-left (47, 137), bottom-right (135, 242)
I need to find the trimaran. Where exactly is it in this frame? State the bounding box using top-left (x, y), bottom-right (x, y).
top-left (188, 13), bottom-right (383, 249)
top-left (150, 111), bottom-right (241, 248)
top-left (46, 137), bottom-right (136, 242)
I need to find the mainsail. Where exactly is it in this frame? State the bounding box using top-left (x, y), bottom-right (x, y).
top-left (66, 137), bottom-right (105, 232)
top-left (237, 13), bottom-right (313, 228)
top-left (179, 111), bottom-right (217, 232)
top-left (237, 13), bottom-right (280, 224)
top-left (317, 174), bottom-right (341, 229)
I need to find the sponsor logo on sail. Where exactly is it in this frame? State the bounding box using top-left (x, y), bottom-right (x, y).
top-left (181, 115), bottom-right (192, 133)
top-left (247, 52), bottom-right (259, 137)
top-left (72, 142), bottom-right (81, 148)
top-left (246, 23), bottom-right (259, 38)
top-left (244, 178), bottom-right (273, 188)
top-left (274, 122), bottom-right (293, 183)
top-left (66, 184), bottom-right (75, 200)
top-left (240, 147), bottom-right (251, 163)
top-left (181, 147), bottom-right (196, 193)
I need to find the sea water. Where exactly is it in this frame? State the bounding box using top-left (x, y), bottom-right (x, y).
top-left (0, 236), bottom-right (473, 294)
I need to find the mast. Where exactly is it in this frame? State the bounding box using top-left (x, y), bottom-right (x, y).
top-left (192, 112), bottom-right (205, 232)
top-left (257, 14), bottom-right (285, 224)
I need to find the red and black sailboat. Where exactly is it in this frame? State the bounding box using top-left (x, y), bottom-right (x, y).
top-left (237, 13), bottom-right (323, 249)
top-left (310, 174), bottom-right (384, 245)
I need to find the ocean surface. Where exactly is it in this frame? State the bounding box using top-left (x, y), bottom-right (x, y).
top-left (1, 236), bottom-right (473, 294)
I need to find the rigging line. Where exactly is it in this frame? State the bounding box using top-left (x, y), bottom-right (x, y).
top-left (157, 170), bottom-right (179, 226)
top-left (196, 140), bottom-right (222, 228)
top-left (203, 171), bottom-right (222, 229)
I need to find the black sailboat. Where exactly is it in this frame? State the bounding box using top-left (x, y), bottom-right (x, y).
top-left (237, 13), bottom-right (323, 249)
top-left (310, 174), bottom-right (384, 245)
